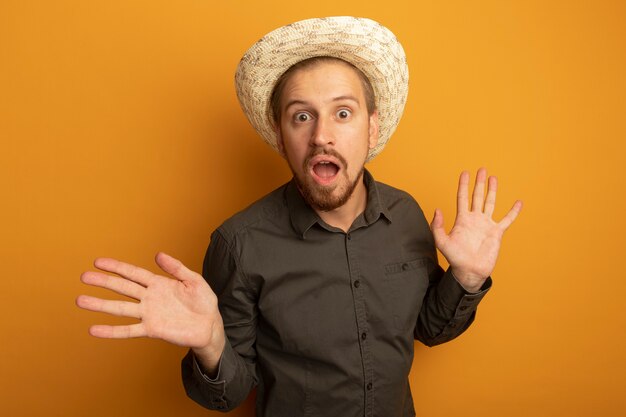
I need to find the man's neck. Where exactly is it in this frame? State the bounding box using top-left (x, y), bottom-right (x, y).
top-left (315, 178), bottom-right (368, 233)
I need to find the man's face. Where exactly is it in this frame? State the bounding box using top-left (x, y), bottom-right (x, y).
top-left (276, 61), bottom-right (379, 212)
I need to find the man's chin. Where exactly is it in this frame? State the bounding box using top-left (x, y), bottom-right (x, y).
top-left (308, 192), bottom-right (346, 212)
top-left (297, 171), bottom-right (363, 212)
top-left (299, 182), bottom-right (343, 211)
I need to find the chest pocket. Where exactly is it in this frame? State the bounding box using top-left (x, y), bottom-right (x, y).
top-left (384, 258), bottom-right (430, 332)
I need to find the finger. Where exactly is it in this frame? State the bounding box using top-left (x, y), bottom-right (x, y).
top-left (89, 323), bottom-right (146, 339)
top-left (155, 252), bottom-right (199, 283)
top-left (457, 171), bottom-right (470, 215)
top-left (484, 176), bottom-right (498, 217)
top-left (498, 200), bottom-right (523, 230)
top-left (76, 295), bottom-right (142, 319)
top-left (80, 271), bottom-right (146, 300)
top-left (94, 258), bottom-right (155, 287)
top-left (430, 208), bottom-right (448, 247)
top-left (471, 168), bottom-right (488, 212)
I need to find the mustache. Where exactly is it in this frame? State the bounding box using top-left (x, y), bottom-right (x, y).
top-left (303, 148), bottom-right (348, 170)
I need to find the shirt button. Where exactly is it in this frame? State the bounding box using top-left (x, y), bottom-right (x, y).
top-left (354, 280), bottom-right (361, 288)
top-left (361, 332), bottom-right (367, 340)
top-left (366, 382), bottom-right (373, 390)
top-left (347, 233), bottom-right (352, 240)
top-left (402, 263), bottom-right (409, 271)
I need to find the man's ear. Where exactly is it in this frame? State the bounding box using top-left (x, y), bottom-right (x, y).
top-left (368, 111), bottom-right (380, 150)
top-left (275, 124), bottom-right (286, 158)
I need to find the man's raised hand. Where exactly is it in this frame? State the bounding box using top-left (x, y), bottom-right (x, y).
top-left (76, 252), bottom-right (225, 372)
top-left (430, 168), bottom-right (523, 293)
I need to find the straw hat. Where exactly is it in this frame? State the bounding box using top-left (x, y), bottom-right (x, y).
top-left (235, 16), bottom-right (409, 161)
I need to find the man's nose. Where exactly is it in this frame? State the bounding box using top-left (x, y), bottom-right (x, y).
top-left (310, 116), bottom-right (334, 147)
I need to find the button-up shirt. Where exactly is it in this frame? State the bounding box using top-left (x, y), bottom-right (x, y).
top-left (182, 170), bottom-right (490, 416)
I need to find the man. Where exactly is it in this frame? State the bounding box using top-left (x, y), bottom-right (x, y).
top-left (77, 17), bottom-right (522, 416)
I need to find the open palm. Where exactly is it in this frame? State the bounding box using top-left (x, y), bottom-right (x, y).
top-left (77, 252), bottom-right (225, 365)
top-left (430, 168), bottom-right (522, 292)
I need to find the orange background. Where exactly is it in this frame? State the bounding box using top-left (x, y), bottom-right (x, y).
top-left (2, 1), bottom-right (625, 416)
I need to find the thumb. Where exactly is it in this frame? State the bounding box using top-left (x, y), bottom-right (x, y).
top-left (155, 252), bottom-right (198, 282)
top-left (430, 209), bottom-right (447, 247)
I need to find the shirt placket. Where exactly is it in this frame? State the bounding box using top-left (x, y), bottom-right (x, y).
top-left (345, 230), bottom-right (374, 417)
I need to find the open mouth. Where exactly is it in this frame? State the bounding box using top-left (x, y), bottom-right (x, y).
top-left (310, 157), bottom-right (341, 186)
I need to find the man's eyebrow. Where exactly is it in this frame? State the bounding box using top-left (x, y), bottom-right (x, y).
top-left (283, 99), bottom-right (309, 111)
top-left (332, 95), bottom-right (360, 105)
top-left (283, 95), bottom-right (361, 112)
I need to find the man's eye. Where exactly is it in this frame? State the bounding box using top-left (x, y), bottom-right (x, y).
top-left (295, 113), bottom-right (311, 122)
top-left (337, 109), bottom-right (351, 119)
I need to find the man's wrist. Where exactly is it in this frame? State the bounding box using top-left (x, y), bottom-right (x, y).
top-left (450, 268), bottom-right (487, 293)
top-left (192, 339), bottom-right (226, 379)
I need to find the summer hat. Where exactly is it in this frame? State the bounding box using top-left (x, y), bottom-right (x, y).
top-left (235, 16), bottom-right (409, 161)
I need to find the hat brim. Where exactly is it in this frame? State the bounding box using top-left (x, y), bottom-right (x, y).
top-left (235, 16), bottom-right (409, 161)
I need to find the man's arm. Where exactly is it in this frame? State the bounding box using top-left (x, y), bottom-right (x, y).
top-left (415, 264), bottom-right (491, 346)
top-left (415, 168), bottom-right (521, 345)
top-left (181, 229), bottom-right (259, 411)
top-left (76, 248), bottom-right (257, 411)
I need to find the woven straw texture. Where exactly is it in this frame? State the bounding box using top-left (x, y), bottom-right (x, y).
top-left (235, 16), bottom-right (409, 161)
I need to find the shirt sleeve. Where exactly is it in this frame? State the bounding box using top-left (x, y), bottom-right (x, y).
top-left (414, 264), bottom-right (491, 347)
top-left (181, 229), bottom-right (259, 411)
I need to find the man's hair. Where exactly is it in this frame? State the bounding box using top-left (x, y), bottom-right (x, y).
top-left (269, 56), bottom-right (377, 126)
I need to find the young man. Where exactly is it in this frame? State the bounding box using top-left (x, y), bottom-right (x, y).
top-left (77, 17), bottom-right (522, 416)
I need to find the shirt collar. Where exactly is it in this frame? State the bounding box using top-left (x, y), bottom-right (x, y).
top-left (286, 169), bottom-right (392, 238)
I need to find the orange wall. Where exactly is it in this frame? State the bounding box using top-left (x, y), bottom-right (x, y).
top-left (2, 1), bottom-right (625, 416)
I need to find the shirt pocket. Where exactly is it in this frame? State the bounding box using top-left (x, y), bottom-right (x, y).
top-left (384, 258), bottom-right (430, 332)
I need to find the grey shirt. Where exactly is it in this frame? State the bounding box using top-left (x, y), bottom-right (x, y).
top-left (181, 170), bottom-right (491, 416)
